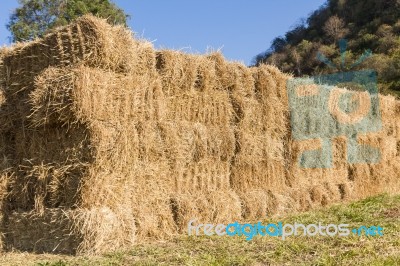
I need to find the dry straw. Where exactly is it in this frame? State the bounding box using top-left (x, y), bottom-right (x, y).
top-left (0, 15), bottom-right (398, 255)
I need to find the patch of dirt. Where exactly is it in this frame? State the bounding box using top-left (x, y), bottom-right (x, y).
top-left (382, 207), bottom-right (400, 218)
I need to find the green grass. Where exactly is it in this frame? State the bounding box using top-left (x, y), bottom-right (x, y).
top-left (2, 193), bottom-right (400, 266)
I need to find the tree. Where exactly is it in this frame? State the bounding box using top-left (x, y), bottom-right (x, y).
top-left (285, 24), bottom-right (306, 44)
top-left (7, 0), bottom-right (129, 42)
top-left (323, 15), bottom-right (349, 42)
top-left (270, 37), bottom-right (287, 53)
top-left (290, 49), bottom-right (302, 75)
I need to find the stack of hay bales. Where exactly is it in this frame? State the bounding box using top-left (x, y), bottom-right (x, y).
top-left (285, 79), bottom-right (354, 211)
top-left (0, 15), bottom-right (399, 255)
top-left (287, 136), bottom-right (350, 211)
top-left (0, 15), bottom-right (143, 254)
top-left (0, 16), bottom-right (247, 253)
top-left (349, 94), bottom-right (400, 198)
top-left (228, 63), bottom-right (291, 219)
top-left (285, 81), bottom-right (400, 212)
top-left (154, 51), bottom-right (242, 231)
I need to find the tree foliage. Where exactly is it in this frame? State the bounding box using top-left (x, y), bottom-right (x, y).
top-left (254, 0), bottom-right (400, 96)
top-left (323, 15), bottom-right (349, 41)
top-left (7, 0), bottom-right (129, 42)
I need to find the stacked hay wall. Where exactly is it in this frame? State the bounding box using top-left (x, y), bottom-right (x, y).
top-left (285, 79), bottom-right (353, 211)
top-left (285, 82), bottom-right (400, 212)
top-left (155, 51), bottom-right (242, 232)
top-left (350, 95), bottom-right (400, 198)
top-left (207, 56), bottom-right (291, 218)
top-left (0, 15), bottom-right (399, 255)
top-left (0, 15), bottom-right (144, 254)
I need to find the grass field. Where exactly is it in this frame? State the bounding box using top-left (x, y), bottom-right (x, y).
top-left (1, 193), bottom-right (399, 266)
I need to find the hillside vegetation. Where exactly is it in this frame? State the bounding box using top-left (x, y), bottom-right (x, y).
top-left (254, 0), bottom-right (400, 97)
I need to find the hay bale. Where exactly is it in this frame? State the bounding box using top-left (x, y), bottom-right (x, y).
top-left (369, 162), bottom-right (400, 195)
top-left (252, 65), bottom-right (290, 138)
top-left (309, 185), bottom-right (328, 206)
top-left (230, 63), bottom-right (289, 194)
top-left (3, 63), bottom-right (158, 251)
top-left (348, 95), bottom-right (400, 199)
top-left (288, 136), bottom-right (349, 185)
top-left (270, 191), bottom-right (296, 215)
top-left (396, 99), bottom-right (400, 136)
top-left (1, 16), bottom-right (156, 129)
top-left (0, 50), bottom-right (13, 132)
top-left (207, 53), bottom-right (236, 90)
top-left (348, 164), bottom-right (377, 199)
top-left (5, 207), bottom-right (135, 255)
top-left (5, 208), bottom-right (80, 254)
top-left (156, 51), bottom-right (233, 126)
top-left (177, 160), bottom-right (231, 192)
top-left (397, 139), bottom-right (400, 157)
top-left (289, 188), bottom-right (313, 211)
top-left (380, 94), bottom-right (397, 121)
top-left (379, 94), bottom-right (398, 138)
top-left (287, 181), bottom-right (350, 212)
top-left (72, 207), bottom-right (136, 254)
top-left (170, 190), bottom-right (241, 233)
top-left (30, 66), bottom-right (163, 127)
top-left (156, 50), bottom-right (218, 93)
top-left (238, 189), bottom-right (281, 220)
top-left (2, 15), bottom-right (136, 77)
top-left (232, 160), bottom-right (287, 194)
top-left (164, 90), bottom-right (233, 126)
top-left (75, 121), bottom-right (175, 240)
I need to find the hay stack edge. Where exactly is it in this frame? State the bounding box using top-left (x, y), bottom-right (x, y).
top-left (0, 16), bottom-right (399, 254)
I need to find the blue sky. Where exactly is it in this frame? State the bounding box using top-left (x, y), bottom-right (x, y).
top-left (0, 0), bottom-right (327, 65)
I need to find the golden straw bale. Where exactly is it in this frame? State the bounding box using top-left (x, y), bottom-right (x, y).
top-left (170, 190), bottom-right (241, 233)
top-left (231, 160), bottom-right (287, 194)
top-left (156, 50), bottom-right (218, 93)
top-left (207, 52), bottom-right (237, 90)
top-left (5, 208), bottom-right (80, 254)
top-left (174, 159), bottom-right (232, 193)
top-left (165, 90), bottom-right (233, 126)
top-left (156, 51), bottom-right (232, 125)
top-left (229, 62), bottom-right (290, 196)
top-left (379, 94), bottom-right (398, 137)
top-left (0, 51), bottom-right (12, 132)
top-left (309, 185), bottom-right (328, 206)
top-left (287, 136), bottom-right (349, 185)
top-left (347, 164), bottom-right (375, 200)
top-left (72, 207), bottom-right (136, 255)
top-left (238, 189), bottom-right (281, 220)
top-left (289, 188), bottom-right (313, 211)
top-left (379, 94), bottom-right (397, 120)
top-left (369, 162), bottom-right (400, 195)
top-left (6, 207), bottom-right (136, 255)
top-left (252, 65), bottom-right (290, 138)
top-left (30, 66), bottom-right (163, 127)
top-left (2, 15), bottom-right (136, 78)
top-left (1, 16), bottom-right (156, 131)
top-left (156, 50), bottom-right (199, 93)
top-left (238, 190), bottom-right (268, 220)
top-left (396, 118), bottom-right (400, 140)
top-left (158, 120), bottom-right (235, 192)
